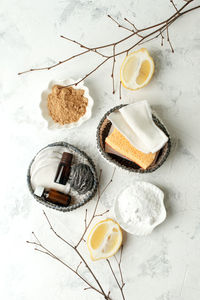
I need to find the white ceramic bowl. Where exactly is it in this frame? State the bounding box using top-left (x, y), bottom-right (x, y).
top-left (40, 78), bottom-right (94, 130)
top-left (114, 181), bottom-right (166, 235)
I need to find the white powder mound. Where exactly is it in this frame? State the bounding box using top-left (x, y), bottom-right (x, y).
top-left (115, 182), bottom-right (165, 235)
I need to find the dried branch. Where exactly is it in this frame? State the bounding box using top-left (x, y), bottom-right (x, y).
top-left (67, 57), bottom-right (110, 88)
top-left (108, 15), bottom-right (134, 33)
top-left (60, 35), bottom-right (108, 58)
top-left (84, 209), bottom-right (88, 229)
top-left (119, 81), bottom-right (122, 100)
top-left (27, 169), bottom-right (116, 300)
top-left (84, 287), bottom-right (92, 291)
top-left (111, 45), bottom-right (116, 94)
top-left (106, 258), bottom-right (125, 300)
top-left (124, 17), bottom-right (137, 31)
top-left (75, 168), bottom-right (115, 248)
top-left (170, 0), bottom-right (180, 14)
top-left (166, 25), bottom-right (174, 52)
top-left (42, 210), bottom-right (108, 298)
top-left (160, 30), bottom-right (164, 46)
top-left (18, 0), bottom-right (200, 96)
top-left (18, 50), bottom-right (90, 75)
top-left (114, 245), bottom-right (125, 288)
top-left (76, 261), bottom-right (82, 273)
top-left (100, 168), bottom-right (116, 197)
top-left (27, 234), bottom-right (102, 296)
top-left (95, 209), bottom-right (110, 217)
top-left (124, 17), bottom-right (143, 37)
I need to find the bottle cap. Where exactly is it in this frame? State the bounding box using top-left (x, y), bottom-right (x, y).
top-left (61, 152), bottom-right (73, 164)
top-left (34, 186), bottom-right (45, 197)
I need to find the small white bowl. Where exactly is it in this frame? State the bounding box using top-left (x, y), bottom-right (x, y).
top-left (40, 78), bottom-right (94, 130)
top-left (114, 181), bottom-right (166, 235)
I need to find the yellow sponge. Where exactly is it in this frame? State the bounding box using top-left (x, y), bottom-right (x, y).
top-left (105, 128), bottom-right (156, 169)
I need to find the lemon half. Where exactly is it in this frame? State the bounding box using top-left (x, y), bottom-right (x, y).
top-left (120, 48), bottom-right (154, 90)
top-left (87, 219), bottom-right (122, 261)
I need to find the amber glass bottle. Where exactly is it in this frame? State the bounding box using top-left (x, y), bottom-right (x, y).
top-left (54, 152), bottom-right (73, 185)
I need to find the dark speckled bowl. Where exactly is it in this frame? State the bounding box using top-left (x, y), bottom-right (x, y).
top-left (96, 105), bottom-right (171, 173)
top-left (27, 142), bottom-right (98, 212)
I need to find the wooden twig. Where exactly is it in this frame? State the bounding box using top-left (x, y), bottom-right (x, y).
top-left (18, 0), bottom-right (200, 93)
top-left (170, 0), bottom-right (180, 14)
top-left (108, 15), bottom-right (134, 33)
top-left (76, 261), bottom-right (82, 273)
top-left (84, 209), bottom-right (88, 229)
top-left (119, 81), bottom-right (122, 100)
top-left (42, 211), bottom-right (108, 299)
top-left (166, 25), bottom-right (174, 52)
top-left (114, 245), bottom-right (125, 288)
top-left (60, 35), bottom-right (108, 58)
top-left (27, 236), bottom-right (103, 296)
top-left (161, 31), bottom-right (164, 46)
top-left (84, 287), bottom-right (92, 291)
top-left (18, 50), bottom-right (90, 75)
top-left (27, 169), bottom-right (116, 300)
top-left (124, 17), bottom-right (143, 37)
top-left (75, 168), bottom-right (115, 248)
top-left (111, 45), bottom-right (116, 94)
top-left (95, 209), bottom-right (110, 217)
top-left (66, 57), bottom-right (110, 88)
top-left (100, 168), bottom-right (116, 197)
top-left (106, 259), bottom-right (125, 300)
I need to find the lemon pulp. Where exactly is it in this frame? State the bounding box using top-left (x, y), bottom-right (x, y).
top-left (136, 59), bottom-right (151, 85)
top-left (87, 219), bottom-right (123, 261)
top-left (90, 223), bottom-right (108, 249)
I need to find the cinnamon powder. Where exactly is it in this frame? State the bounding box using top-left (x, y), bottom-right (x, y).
top-left (47, 85), bottom-right (88, 125)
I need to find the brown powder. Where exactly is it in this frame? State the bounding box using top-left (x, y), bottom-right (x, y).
top-left (47, 85), bottom-right (88, 125)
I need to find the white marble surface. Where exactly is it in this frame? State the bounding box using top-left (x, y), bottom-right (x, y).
top-left (1, 0), bottom-right (200, 299)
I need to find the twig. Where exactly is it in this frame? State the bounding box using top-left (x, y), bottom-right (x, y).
top-left (106, 259), bottom-right (125, 300)
top-left (60, 35), bottom-right (108, 58)
top-left (84, 209), bottom-right (88, 229)
top-left (42, 211), bottom-right (108, 299)
top-left (160, 30), bottom-right (164, 46)
top-left (27, 170), bottom-right (116, 300)
top-left (76, 261), bottom-right (82, 273)
top-left (119, 81), bottom-right (122, 100)
top-left (84, 287), bottom-right (92, 291)
top-left (18, 50), bottom-right (90, 75)
top-left (100, 168), bottom-right (116, 197)
top-left (114, 245), bottom-right (125, 288)
top-left (75, 168), bottom-right (115, 248)
top-left (124, 17), bottom-right (143, 37)
top-left (19, 0), bottom-right (200, 93)
top-left (66, 57), bottom-right (110, 87)
top-left (170, 0), bottom-right (180, 14)
top-left (108, 15), bottom-right (134, 33)
top-left (111, 45), bottom-right (116, 94)
top-left (27, 235), bottom-right (102, 296)
top-left (95, 210), bottom-right (110, 217)
top-left (166, 25), bottom-right (174, 52)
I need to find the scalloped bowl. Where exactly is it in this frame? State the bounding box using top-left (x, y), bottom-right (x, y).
top-left (40, 79), bottom-right (94, 130)
top-left (114, 181), bottom-right (166, 235)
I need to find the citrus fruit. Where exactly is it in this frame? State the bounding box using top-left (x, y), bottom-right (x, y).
top-left (120, 48), bottom-right (154, 90)
top-left (87, 219), bottom-right (122, 261)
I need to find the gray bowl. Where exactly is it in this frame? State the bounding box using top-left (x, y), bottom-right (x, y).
top-left (27, 142), bottom-right (98, 212)
top-left (96, 105), bottom-right (171, 173)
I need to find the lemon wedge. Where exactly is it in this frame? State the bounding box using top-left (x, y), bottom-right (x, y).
top-left (120, 48), bottom-right (154, 90)
top-left (87, 219), bottom-right (122, 261)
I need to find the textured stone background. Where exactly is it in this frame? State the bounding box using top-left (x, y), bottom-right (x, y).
top-left (1, 0), bottom-right (200, 299)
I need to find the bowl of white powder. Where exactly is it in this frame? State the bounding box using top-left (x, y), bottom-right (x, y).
top-left (114, 181), bottom-right (166, 235)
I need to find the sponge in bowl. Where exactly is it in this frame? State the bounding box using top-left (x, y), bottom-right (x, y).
top-left (105, 128), bottom-right (157, 169)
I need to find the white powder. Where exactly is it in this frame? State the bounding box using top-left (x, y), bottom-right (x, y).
top-left (116, 182), bottom-right (164, 234)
